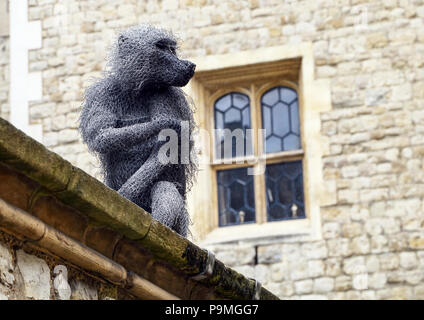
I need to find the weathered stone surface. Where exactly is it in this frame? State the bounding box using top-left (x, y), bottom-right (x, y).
top-left (335, 276), bottom-right (352, 291)
top-left (294, 279), bottom-right (313, 294)
top-left (379, 253), bottom-right (400, 271)
top-left (343, 256), bottom-right (367, 275)
top-left (53, 265), bottom-right (71, 300)
top-left (308, 260), bottom-right (325, 278)
top-left (254, 264), bottom-right (269, 284)
top-left (376, 286), bottom-right (414, 300)
top-left (16, 250), bottom-right (51, 300)
top-left (0, 285), bottom-right (8, 300)
top-left (350, 235), bottom-right (370, 255)
top-left (270, 262), bottom-right (289, 282)
top-left (299, 294), bottom-right (328, 300)
top-left (400, 252), bottom-right (418, 270)
top-left (214, 245), bottom-right (256, 267)
top-left (322, 222), bottom-right (340, 239)
top-left (265, 281), bottom-right (294, 298)
top-left (415, 285), bottom-right (424, 299)
top-left (0, 243), bottom-right (14, 287)
top-left (404, 270), bottom-right (423, 285)
top-left (325, 258), bottom-right (341, 277)
top-left (301, 241), bottom-right (328, 260)
top-left (327, 238), bottom-right (351, 257)
top-left (290, 259), bottom-right (309, 281)
top-left (313, 277), bottom-right (334, 293)
top-left (232, 265), bottom-right (255, 280)
top-left (352, 274), bottom-right (368, 290)
top-left (366, 256), bottom-right (380, 273)
top-left (70, 279), bottom-right (98, 300)
top-left (281, 243), bottom-right (301, 262)
top-left (257, 244), bottom-right (283, 264)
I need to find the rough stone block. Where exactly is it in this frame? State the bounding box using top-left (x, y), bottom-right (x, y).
top-left (70, 279), bottom-right (98, 300)
top-left (352, 273), bottom-right (368, 290)
top-left (366, 255), bottom-right (380, 273)
top-left (254, 264), bottom-right (269, 284)
top-left (232, 265), bottom-right (255, 279)
top-left (327, 238), bottom-right (351, 257)
top-left (343, 256), bottom-right (366, 275)
top-left (257, 244), bottom-right (283, 264)
top-left (301, 241), bottom-right (328, 259)
top-left (368, 273), bottom-right (387, 290)
top-left (379, 253), bottom-right (400, 271)
top-left (308, 260), bottom-right (325, 278)
top-left (322, 222), bottom-right (340, 239)
top-left (325, 258), bottom-right (341, 277)
top-left (350, 235), bottom-right (370, 255)
top-left (16, 250), bottom-right (51, 300)
top-left (294, 279), bottom-right (313, 294)
top-left (0, 243), bottom-right (14, 288)
top-left (400, 252), bottom-right (418, 270)
top-left (215, 245), bottom-right (256, 266)
top-left (290, 259), bottom-right (309, 281)
top-left (313, 277), bottom-right (334, 293)
top-left (269, 262), bottom-right (288, 282)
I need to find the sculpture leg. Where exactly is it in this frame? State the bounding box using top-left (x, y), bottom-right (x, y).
top-left (151, 181), bottom-right (189, 237)
top-left (117, 146), bottom-right (168, 203)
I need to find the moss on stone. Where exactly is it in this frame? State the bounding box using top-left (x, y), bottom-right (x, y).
top-left (0, 118), bottom-right (73, 192)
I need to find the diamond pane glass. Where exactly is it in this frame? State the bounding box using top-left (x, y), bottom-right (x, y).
top-left (217, 167), bottom-right (256, 227)
top-left (214, 92), bottom-right (252, 159)
top-left (261, 86), bottom-right (301, 153)
top-left (265, 161), bottom-right (305, 221)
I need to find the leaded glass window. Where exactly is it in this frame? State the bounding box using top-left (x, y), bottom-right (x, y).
top-left (212, 85), bottom-right (305, 228)
top-left (217, 167), bottom-right (255, 226)
top-left (261, 86), bottom-right (300, 153)
top-left (265, 161), bottom-right (305, 221)
top-left (214, 92), bottom-right (252, 159)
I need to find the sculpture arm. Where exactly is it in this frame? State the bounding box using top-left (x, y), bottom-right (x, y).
top-left (89, 118), bottom-right (180, 154)
top-left (80, 100), bottom-right (180, 154)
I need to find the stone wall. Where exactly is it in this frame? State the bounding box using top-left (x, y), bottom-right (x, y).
top-left (0, 0), bottom-right (8, 121)
top-left (0, 35), bottom-right (8, 121)
top-left (0, 0), bottom-right (423, 299)
top-left (0, 232), bottom-right (133, 300)
top-left (206, 235), bottom-right (424, 299)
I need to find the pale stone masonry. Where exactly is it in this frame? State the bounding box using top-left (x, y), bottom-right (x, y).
top-left (0, 237), bottom-right (113, 300)
top-left (0, 0), bottom-right (423, 299)
top-left (0, 35), bottom-right (8, 121)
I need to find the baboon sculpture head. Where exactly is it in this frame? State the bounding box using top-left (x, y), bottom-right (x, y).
top-left (108, 25), bottom-right (196, 90)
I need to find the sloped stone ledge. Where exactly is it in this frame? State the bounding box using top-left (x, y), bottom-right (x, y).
top-left (0, 118), bottom-right (278, 300)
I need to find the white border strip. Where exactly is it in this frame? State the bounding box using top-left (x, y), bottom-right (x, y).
top-left (9, 0), bottom-right (42, 142)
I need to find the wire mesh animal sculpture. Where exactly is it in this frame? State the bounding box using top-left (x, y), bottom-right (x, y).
top-left (79, 25), bottom-right (197, 237)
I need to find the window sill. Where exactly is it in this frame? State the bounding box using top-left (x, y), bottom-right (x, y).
top-left (199, 218), bottom-right (319, 246)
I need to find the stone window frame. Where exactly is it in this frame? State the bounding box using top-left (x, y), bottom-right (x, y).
top-left (185, 43), bottom-right (333, 245)
top-left (209, 81), bottom-right (305, 225)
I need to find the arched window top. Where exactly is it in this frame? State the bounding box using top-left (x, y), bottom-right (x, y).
top-left (214, 92), bottom-right (250, 131)
top-left (261, 86), bottom-right (300, 153)
top-left (261, 86), bottom-right (298, 107)
top-left (214, 92), bottom-right (252, 159)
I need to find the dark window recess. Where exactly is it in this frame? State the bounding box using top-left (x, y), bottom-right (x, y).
top-left (261, 86), bottom-right (301, 153)
top-left (265, 161), bottom-right (305, 221)
top-left (217, 167), bottom-right (256, 226)
top-left (214, 92), bottom-right (252, 159)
